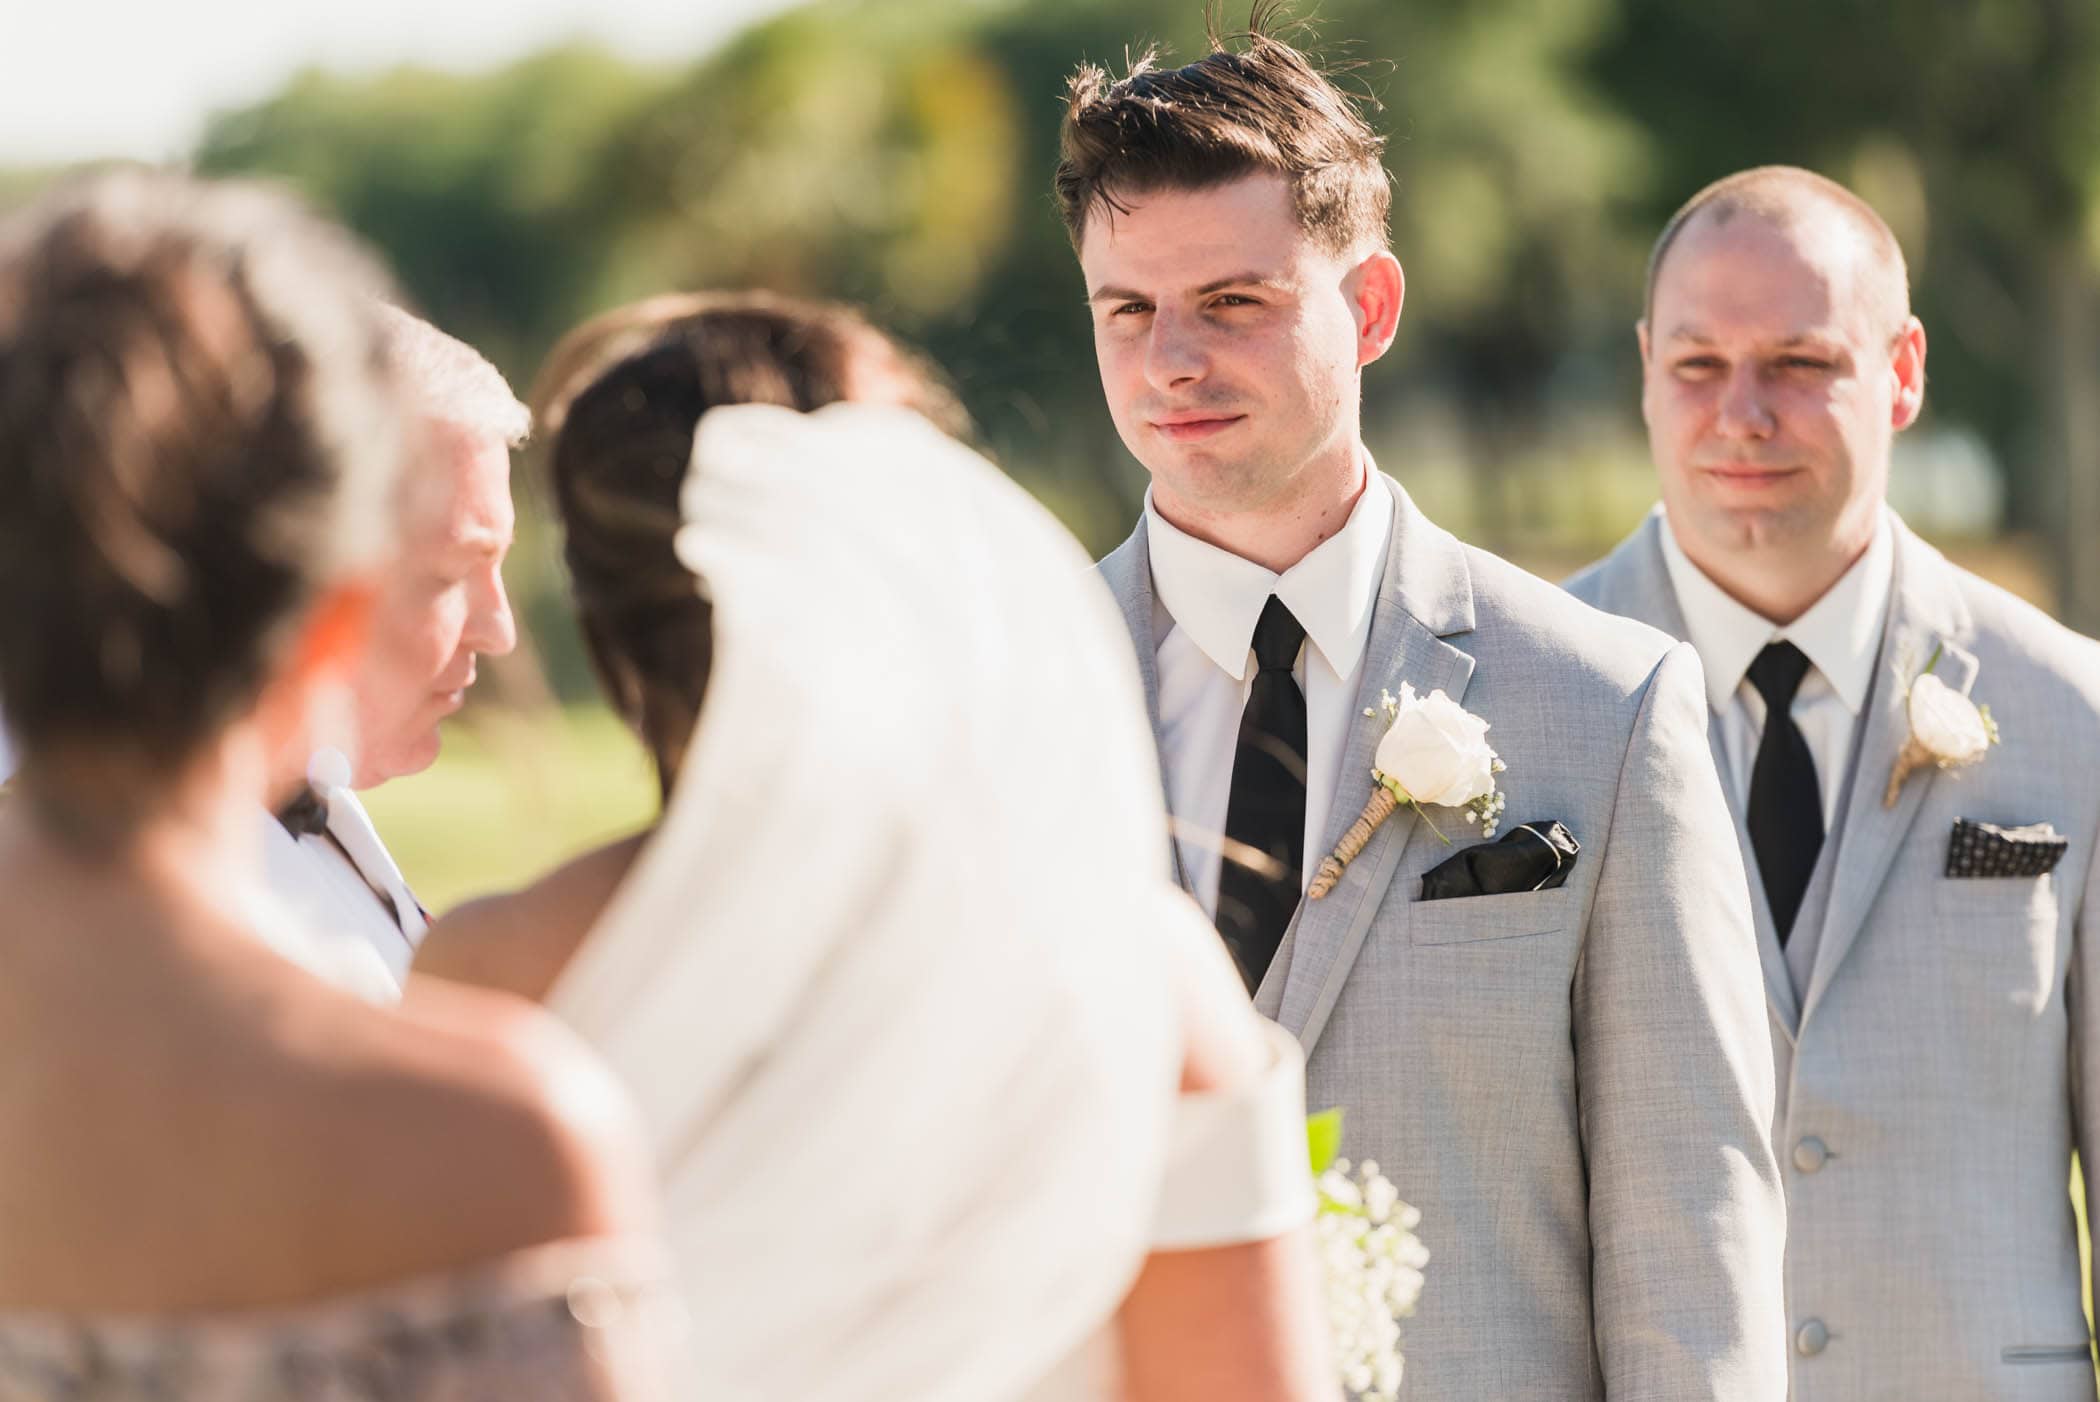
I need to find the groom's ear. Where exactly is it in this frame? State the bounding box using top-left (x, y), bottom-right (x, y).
top-left (1347, 248), bottom-right (1404, 368)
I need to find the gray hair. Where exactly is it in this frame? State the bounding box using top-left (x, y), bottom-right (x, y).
top-left (374, 303), bottom-right (530, 447)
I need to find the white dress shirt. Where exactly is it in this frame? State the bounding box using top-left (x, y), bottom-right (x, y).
top-left (260, 751), bottom-right (428, 1003)
top-left (1148, 455), bottom-right (1393, 919)
top-left (1658, 509), bottom-right (1895, 827)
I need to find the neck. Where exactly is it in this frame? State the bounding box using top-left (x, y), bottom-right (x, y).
top-left (1154, 441), bottom-right (1366, 574)
top-left (1676, 515), bottom-right (1877, 626)
top-left (10, 732), bottom-right (270, 906)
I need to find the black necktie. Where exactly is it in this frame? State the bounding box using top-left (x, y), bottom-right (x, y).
top-left (1216, 596), bottom-right (1308, 992)
top-left (1746, 641), bottom-right (1824, 946)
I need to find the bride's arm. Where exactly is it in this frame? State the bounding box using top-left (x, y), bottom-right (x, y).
top-left (414, 831), bottom-right (650, 1002)
top-left (1120, 1231), bottom-right (1332, 1402)
top-left (1117, 910), bottom-right (1336, 1402)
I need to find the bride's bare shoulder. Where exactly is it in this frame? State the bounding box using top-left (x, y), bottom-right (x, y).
top-left (236, 968), bottom-right (657, 1298)
top-left (153, 965), bottom-right (663, 1301)
top-left (0, 915), bottom-right (656, 1311)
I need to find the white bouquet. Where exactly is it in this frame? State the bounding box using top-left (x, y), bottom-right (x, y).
top-left (1309, 1109), bottom-right (1429, 1400)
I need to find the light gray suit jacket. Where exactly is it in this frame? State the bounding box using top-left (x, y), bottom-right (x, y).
top-left (1569, 510), bottom-right (2100, 1401)
top-left (1102, 476), bottom-right (1789, 1401)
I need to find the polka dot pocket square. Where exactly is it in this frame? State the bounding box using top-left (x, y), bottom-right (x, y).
top-left (1945, 818), bottom-right (2068, 879)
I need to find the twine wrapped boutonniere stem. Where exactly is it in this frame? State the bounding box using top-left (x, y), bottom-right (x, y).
top-left (1309, 685), bottom-right (1505, 899)
top-left (1884, 643), bottom-right (1999, 807)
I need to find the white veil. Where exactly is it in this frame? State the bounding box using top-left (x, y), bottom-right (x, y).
top-left (548, 403), bottom-right (1196, 1401)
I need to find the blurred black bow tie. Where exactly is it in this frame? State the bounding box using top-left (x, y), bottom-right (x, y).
top-left (276, 784), bottom-right (331, 838)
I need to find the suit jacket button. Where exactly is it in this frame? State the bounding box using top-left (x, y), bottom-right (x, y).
top-left (1793, 1137), bottom-right (1829, 1173)
top-left (1796, 1319), bottom-right (1830, 1357)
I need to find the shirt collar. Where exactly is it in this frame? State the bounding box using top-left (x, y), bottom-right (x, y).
top-left (1145, 452), bottom-right (1392, 683)
top-left (1658, 506), bottom-right (1894, 717)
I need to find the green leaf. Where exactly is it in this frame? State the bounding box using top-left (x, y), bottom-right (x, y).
top-left (1418, 806), bottom-right (1454, 846)
top-left (1307, 1107), bottom-right (1345, 1175)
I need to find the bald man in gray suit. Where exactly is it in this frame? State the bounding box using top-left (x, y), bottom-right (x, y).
top-left (1570, 166), bottom-right (2100, 1400)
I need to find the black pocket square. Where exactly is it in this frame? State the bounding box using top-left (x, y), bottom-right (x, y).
top-left (1946, 818), bottom-right (2067, 879)
top-left (1420, 820), bottom-right (1580, 901)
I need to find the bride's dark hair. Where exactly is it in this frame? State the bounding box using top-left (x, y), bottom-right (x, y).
top-left (536, 291), bottom-right (968, 794)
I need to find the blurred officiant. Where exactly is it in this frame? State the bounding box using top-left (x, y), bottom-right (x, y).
top-left (265, 305), bottom-right (526, 999)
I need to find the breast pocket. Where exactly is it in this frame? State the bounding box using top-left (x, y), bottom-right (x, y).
top-left (1408, 886), bottom-right (1575, 946)
top-left (1930, 873), bottom-right (2061, 1015)
top-left (2000, 1343), bottom-right (2092, 1365)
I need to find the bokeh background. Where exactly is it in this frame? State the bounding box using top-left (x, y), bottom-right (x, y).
top-left (8, 0), bottom-right (2099, 905)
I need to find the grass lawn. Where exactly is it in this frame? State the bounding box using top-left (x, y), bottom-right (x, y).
top-left (362, 704), bottom-right (659, 914)
top-left (2080, 1158), bottom-right (2096, 1352)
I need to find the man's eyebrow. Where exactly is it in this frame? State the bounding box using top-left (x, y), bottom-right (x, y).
top-left (1193, 271), bottom-right (1277, 295)
top-left (1661, 329), bottom-right (1839, 351)
top-left (1085, 272), bottom-right (1280, 304)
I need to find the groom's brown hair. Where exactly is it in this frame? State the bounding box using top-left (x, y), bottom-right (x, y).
top-left (1053, 3), bottom-right (1390, 254)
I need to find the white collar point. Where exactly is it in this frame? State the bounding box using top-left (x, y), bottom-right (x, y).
top-left (1145, 466), bottom-right (1391, 684)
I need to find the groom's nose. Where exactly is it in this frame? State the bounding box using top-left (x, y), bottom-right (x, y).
top-left (1143, 309), bottom-right (1210, 392)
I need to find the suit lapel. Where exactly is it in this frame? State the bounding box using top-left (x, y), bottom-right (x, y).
top-left (1798, 522), bottom-right (1977, 1028)
top-left (1579, 511), bottom-right (1692, 642)
top-left (1583, 513), bottom-right (1801, 1035)
top-left (1275, 478), bottom-right (1477, 1051)
top-left (1097, 524), bottom-right (1190, 894)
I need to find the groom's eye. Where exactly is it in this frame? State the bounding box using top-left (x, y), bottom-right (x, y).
top-left (1111, 301), bottom-right (1153, 317)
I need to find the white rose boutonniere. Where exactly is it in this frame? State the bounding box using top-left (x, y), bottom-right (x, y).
top-left (1884, 644), bottom-right (1999, 807)
top-left (1308, 684), bottom-right (1505, 900)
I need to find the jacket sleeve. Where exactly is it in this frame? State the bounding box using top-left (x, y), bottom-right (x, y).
top-left (2069, 808), bottom-right (2100, 1346)
top-left (1576, 639), bottom-right (1789, 1400)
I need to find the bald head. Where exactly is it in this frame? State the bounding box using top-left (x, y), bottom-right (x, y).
top-left (1645, 166), bottom-right (1910, 340)
top-left (1636, 164), bottom-right (1929, 626)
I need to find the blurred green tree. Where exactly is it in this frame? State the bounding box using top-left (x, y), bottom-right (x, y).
top-left (196, 43), bottom-right (675, 377)
top-left (1593, 0), bottom-right (2100, 628)
top-left (171, 0), bottom-right (2100, 658)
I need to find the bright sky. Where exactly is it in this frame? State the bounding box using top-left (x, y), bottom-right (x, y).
top-left (0, 0), bottom-right (806, 164)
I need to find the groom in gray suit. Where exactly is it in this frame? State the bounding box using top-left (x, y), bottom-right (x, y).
top-left (1569, 166), bottom-right (2100, 1399)
top-left (1057, 25), bottom-right (1786, 1402)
